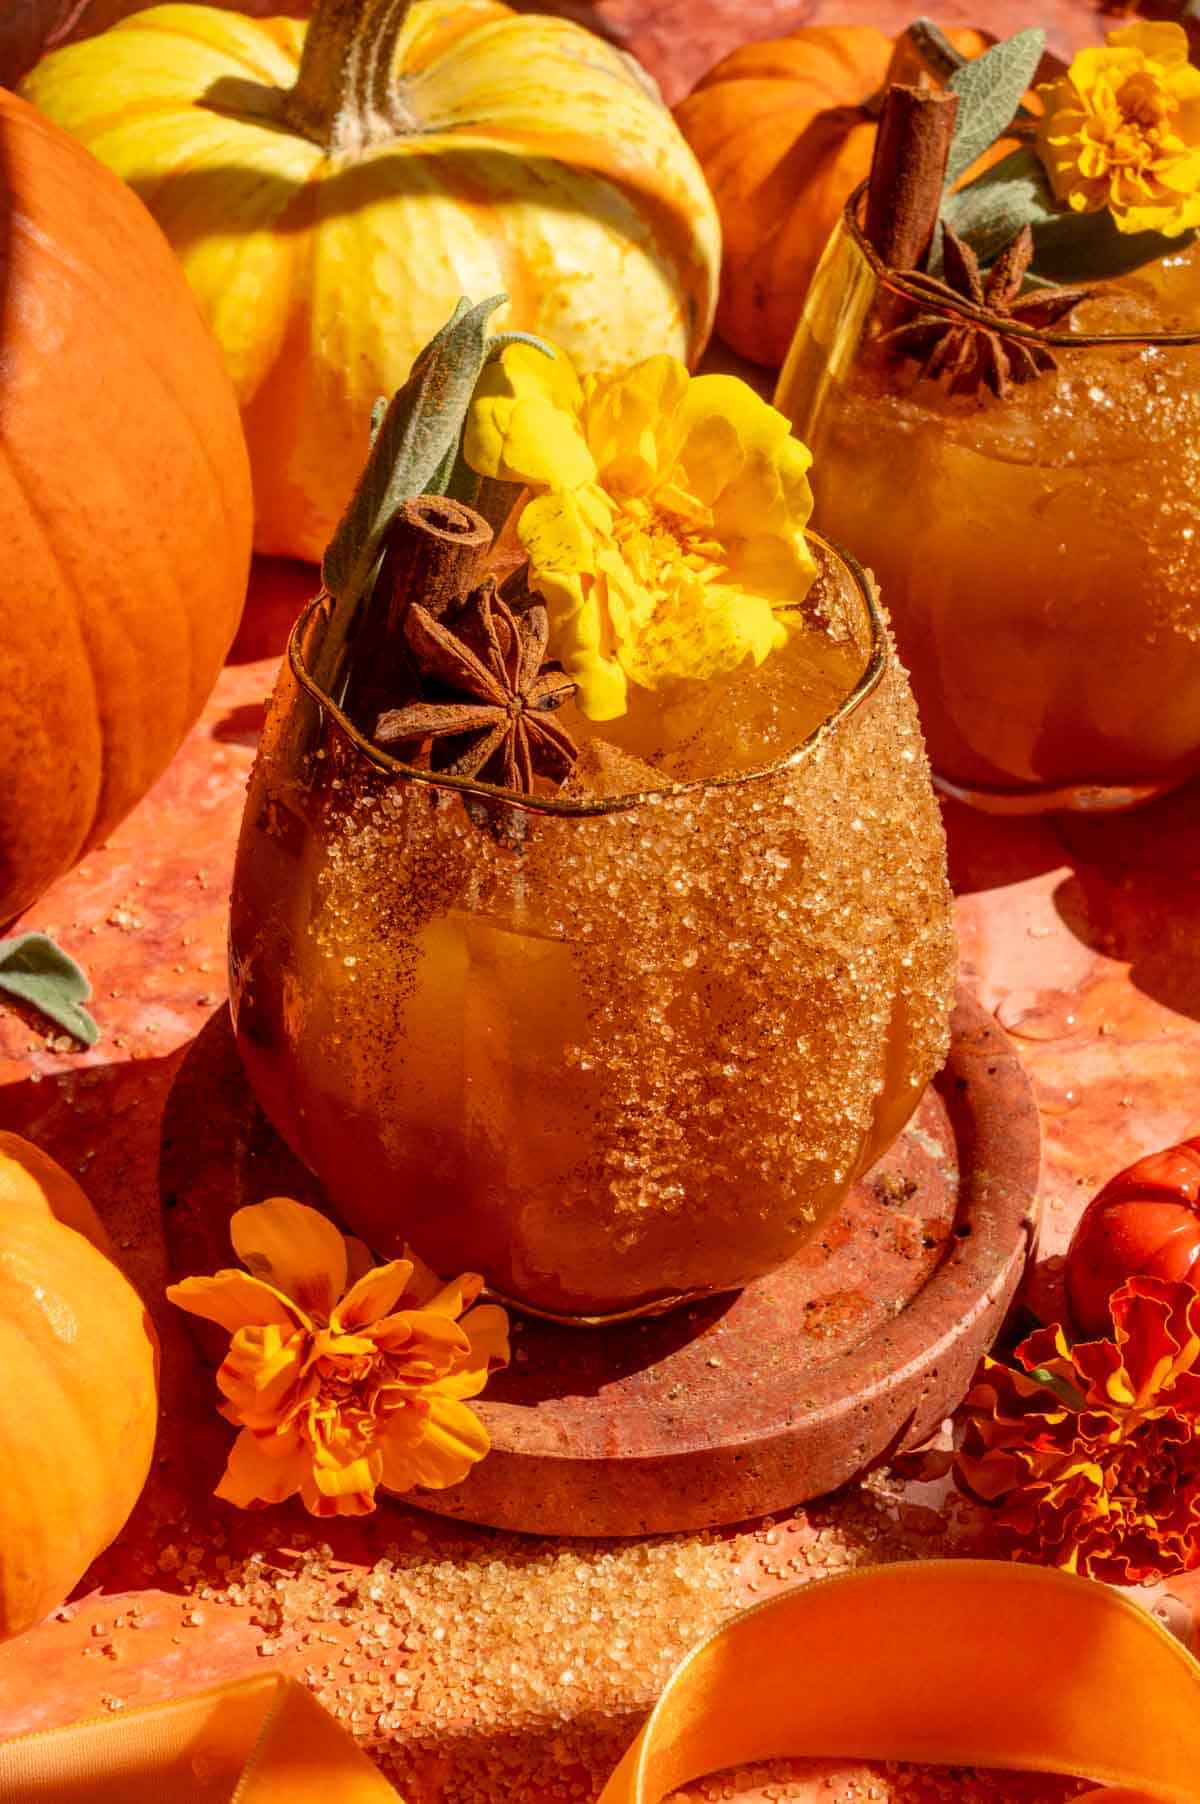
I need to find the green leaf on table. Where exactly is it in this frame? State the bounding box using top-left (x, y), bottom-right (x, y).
top-left (944, 29), bottom-right (1046, 192)
top-left (0, 932), bottom-right (99, 1046)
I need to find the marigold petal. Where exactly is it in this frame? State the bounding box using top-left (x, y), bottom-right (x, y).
top-left (344, 1236), bottom-right (376, 1286)
top-left (297, 1443), bottom-right (383, 1517)
top-left (379, 1395), bottom-right (490, 1493)
top-left (217, 1322), bottom-right (309, 1428)
top-left (230, 1197), bottom-right (347, 1322)
top-left (415, 1272), bottom-right (485, 1321)
top-left (1108, 20), bottom-right (1192, 68)
top-left (519, 487), bottom-right (628, 720)
top-left (373, 1308), bottom-right (471, 1374)
top-left (334, 1258), bottom-right (416, 1332)
top-left (580, 355), bottom-right (690, 497)
top-left (435, 1302), bottom-right (511, 1399)
top-left (214, 1426), bottom-right (308, 1508)
top-left (465, 343), bottom-right (594, 489)
top-left (166, 1270), bottom-right (304, 1336)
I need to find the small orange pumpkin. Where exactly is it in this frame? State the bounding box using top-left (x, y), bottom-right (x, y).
top-left (0, 1133), bottom-right (159, 1641)
top-left (674, 24), bottom-right (996, 369)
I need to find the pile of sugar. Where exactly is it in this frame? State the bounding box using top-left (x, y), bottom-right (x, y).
top-left (73, 1470), bottom-right (1086, 1804)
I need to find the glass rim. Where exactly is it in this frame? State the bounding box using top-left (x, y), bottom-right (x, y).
top-left (286, 531), bottom-right (888, 819)
top-left (843, 179), bottom-right (1200, 350)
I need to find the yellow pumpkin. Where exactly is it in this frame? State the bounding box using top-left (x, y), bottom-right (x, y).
top-left (23, 0), bottom-right (721, 563)
top-left (675, 24), bottom-right (997, 369)
top-left (0, 1134), bottom-right (159, 1641)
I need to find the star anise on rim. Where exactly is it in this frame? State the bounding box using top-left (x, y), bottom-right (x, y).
top-left (882, 223), bottom-right (1095, 399)
top-left (373, 578), bottom-right (577, 793)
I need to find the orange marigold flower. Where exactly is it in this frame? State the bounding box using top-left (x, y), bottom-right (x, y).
top-left (955, 1276), bottom-right (1200, 1583)
top-left (167, 1198), bottom-right (509, 1517)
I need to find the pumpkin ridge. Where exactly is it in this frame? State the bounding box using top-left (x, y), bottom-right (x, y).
top-left (107, 5), bottom-right (306, 88)
top-left (3, 281), bottom-right (210, 767)
top-left (0, 440), bottom-right (105, 878)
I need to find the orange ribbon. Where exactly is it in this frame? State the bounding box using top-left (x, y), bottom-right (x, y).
top-left (2, 1563), bottom-right (1198, 1802)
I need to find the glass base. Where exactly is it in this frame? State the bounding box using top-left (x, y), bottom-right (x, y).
top-left (933, 770), bottom-right (1175, 817)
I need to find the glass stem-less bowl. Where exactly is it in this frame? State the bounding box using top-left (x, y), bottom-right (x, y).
top-left (775, 188), bottom-right (1200, 814)
top-left (228, 536), bottom-right (957, 1321)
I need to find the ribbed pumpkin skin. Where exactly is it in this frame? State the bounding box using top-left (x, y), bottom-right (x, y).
top-left (23, 1), bottom-right (721, 563)
top-left (675, 25), bottom-right (991, 369)
top-left (0, 1140), bottom-right (158, 1642)
top-left (0, 92), bottom-right (252, 928)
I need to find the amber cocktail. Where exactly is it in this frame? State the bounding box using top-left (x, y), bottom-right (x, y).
top-left (228, 536), bottom-right (956, 1320)
top-left (776, 196), bottom-right (1200, 812)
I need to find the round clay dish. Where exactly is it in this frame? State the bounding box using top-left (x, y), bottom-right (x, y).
top-left (162, 987), bottom-right (1039, 1535)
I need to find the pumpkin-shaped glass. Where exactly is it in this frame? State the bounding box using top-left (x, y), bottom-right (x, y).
top-left (228, 536), bottom-right (956, 1321)
top-left (776, 191), bottom-right (1200, 814)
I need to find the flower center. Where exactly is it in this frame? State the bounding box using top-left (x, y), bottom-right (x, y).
top-left (1116, 70), bottom-right (1173, 133)
top-left (613, 497), bottom-right (725, 596)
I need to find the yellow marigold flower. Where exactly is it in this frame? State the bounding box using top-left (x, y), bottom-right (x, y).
top-left (167, 1198), bottom-right (508, 1517)
top-left (1036, 23), bottom-right (1200, 236)
top-left (465, 345), bottom-right (816, 720)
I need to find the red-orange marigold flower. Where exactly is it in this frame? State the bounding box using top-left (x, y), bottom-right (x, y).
top-left (955, 1275), bottom-right (1200, 1582)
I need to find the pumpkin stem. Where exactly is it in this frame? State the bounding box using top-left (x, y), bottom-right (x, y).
top-left (282, 0), bottom-right (419, 153)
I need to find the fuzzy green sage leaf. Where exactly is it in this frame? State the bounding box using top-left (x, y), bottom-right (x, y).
top-left (944, 28), bottom-right (1045, 192)
top-left (315, 300), bottom-right (555, 696)
top-left (323, 295), bottom-right (508, 609)
top-left (944, 142), bottom-right (1196, 283)
top-left (0, 932), bottom-right (99, 1046)
top-left (941, 145), bottom-right (1061, 265)
top-left (905, 18), bottom-right (969, 84)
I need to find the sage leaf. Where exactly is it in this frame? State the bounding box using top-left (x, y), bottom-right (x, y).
top-left (944, 144), bottom-right (1190, 283)
top-left (944, 29), bottom-right (1045, 191)
top-left (0, 932), bottom-right (99, 1046)
top-left (941, 146), bottom-right (1060, 266)
top-left (1029, 209), bottom-right (1195, 284)
top-left (323, 295), bottom-right (509, 608)
top-left (907, 18), bottom-right (969, 82)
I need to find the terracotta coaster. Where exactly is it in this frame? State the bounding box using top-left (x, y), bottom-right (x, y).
top-left (161, 989), bottom-right (1040, 1536)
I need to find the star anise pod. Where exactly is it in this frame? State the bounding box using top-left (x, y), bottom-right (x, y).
top-left (374, 578), bottom-right (577, 793)
top-left (882, 223), bottom-right (1095, 399)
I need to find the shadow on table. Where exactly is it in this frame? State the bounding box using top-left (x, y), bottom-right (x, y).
top-left (228, 555), bottom-right (317, 665)
top-left (1051, 774), bottom-right (1200, 1024)
top-left (942, 773), bottom-right (1200, 1026)
top-left (940, 798), bottom-right (1071, 898)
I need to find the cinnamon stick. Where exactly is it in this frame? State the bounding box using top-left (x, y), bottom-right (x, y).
top-left (346, 493), bottom-right (492, 730)
top-left (864, 84), bottom-right (959, 271)
top-left (378, 494), bottom-right (492, 631)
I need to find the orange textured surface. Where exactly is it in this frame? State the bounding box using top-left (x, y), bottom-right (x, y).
top-left (1, 557), bottom-right (1199, 1803)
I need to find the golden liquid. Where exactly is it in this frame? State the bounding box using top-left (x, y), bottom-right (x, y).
top-left (229, 545), bottom-right (956, 1317)
top-left (799, 256), bottom-right (1200, 796)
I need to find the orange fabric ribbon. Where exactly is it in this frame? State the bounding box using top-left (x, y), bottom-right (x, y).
top-left (2, 1563), bottom-right (1198, 1803)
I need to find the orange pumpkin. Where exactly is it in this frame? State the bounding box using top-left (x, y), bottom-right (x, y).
top-left (0, 1133), bottom-right (159, 1641)
top-left (674, 24), bottom-right (996, 368)
top-left (0, 91), bottom-right (253, 928)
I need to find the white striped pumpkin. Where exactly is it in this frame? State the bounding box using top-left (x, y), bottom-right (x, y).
top-left (25, 0), bottom-right (721, 561)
